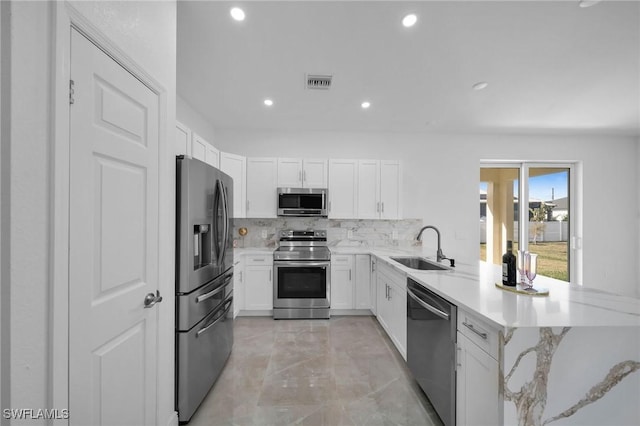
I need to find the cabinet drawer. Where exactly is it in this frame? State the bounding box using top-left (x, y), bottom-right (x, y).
top-left (332, 255), bottom-right (352, 264)
top-left (245, 255), bottom-right (273, 266)
top-left (458, 309), bottom-right (499, 361)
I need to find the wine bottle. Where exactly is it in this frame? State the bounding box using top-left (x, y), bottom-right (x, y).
top-left (502, 240), bottom-right (517, 286)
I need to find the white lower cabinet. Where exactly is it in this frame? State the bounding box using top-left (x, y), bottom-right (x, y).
top-left (233, 257), bottom-right (245, 318)
top-left (456, 309), bottom-right (501, 426)
top-left (243, 255), bottom-right (273, 311)
top-left (354, 255), bottom-right (371, 310)
top-left (375, 260), bottom-right (407, 359)
top-left (330, 255), bottom-right (354, 309)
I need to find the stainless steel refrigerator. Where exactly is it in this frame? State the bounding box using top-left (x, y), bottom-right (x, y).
top-left (175, 156), bottom-right (234, 423)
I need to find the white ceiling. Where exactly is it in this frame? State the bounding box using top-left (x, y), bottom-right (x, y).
top-left (177, 1), bottom-right (640, 135)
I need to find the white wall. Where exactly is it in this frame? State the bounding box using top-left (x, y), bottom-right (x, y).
top-left (5, 1), bottom-right (177, 423)
top-left (177, 95), bottom-right (216, 145)
top-left (215, 129), bottom-right (640, 297)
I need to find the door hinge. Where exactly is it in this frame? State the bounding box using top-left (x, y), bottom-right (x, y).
top-left (69, 80), bottom-right (75, 105)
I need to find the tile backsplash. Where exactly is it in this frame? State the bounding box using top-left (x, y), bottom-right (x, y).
top-left (232, 218), bottom-right (423, 248)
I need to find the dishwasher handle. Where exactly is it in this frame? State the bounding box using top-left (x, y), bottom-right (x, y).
top-left (407, 288), bottom-right (450, 320)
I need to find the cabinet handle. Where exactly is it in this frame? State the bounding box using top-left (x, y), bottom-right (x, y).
top-left (239, 271), bottom-right (243, 281)
top-left (349, 270), bottom-right (352, 281)
top-left (463, 322), bottom-right (488, 340)
top-left (376, 202), bottom-right (380, 213)
top-left (456, 345), bottom-right (462, 369)
top-left (388, 284), bottom-right (392, 300)
top-left (381, 202), bottom-right (384, 213)
top-left (371, 262), bottom-right (375, 273)
top-left (252, 258), bottom-right (265, 262)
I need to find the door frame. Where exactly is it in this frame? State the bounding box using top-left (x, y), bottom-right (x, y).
top-left (51, 2), bottom-right (171, 424)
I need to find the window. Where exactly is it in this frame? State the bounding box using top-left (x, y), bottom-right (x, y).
top-left (480, 162), bottom-right (576, 282)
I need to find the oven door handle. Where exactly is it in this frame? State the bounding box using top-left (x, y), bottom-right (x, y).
top-left (407, 288), bottom-right (449, 320)
top-left (274, 261), bottom-right (330, 267)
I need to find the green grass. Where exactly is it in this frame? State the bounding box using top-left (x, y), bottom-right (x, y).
top-left (480, 242), bottom-right (569, 282)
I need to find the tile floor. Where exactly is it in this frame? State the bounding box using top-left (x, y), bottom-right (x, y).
top-left (188, 316), bottom-right (443, 426)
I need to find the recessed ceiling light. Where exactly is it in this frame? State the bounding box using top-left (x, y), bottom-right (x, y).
top-left (402, 14), bottom-right (417, 28)
top-left (361, 101), bottom-right (371, 109)
top-left (230, 7), bottom-right (245, 21)
top-left (263, 99), bottom-right (273, 106)
top-left (472, 82), bottom-right (489, 91)
top-left (578, 0), bottom-right (601, 8)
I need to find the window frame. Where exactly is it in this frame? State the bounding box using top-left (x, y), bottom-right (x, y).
top-left (480, 161), bottom-right (581, 285)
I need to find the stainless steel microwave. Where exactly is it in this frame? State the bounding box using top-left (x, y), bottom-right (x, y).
top-left (277, 187), bottom-right (328, 217)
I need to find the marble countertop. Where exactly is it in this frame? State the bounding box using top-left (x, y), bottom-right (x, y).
top-left (235, 246), bottom-right (640, 329)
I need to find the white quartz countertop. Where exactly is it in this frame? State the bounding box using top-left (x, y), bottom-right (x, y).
top-left (236, 246), bottom-right (640, 329)
top-left (371, 250), bottom-right (640, 329)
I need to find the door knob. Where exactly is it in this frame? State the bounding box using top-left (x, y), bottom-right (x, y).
top-left (143, 290), bottom-right (163, 308)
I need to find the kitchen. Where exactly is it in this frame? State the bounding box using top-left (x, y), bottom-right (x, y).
top-left (1, 1), bottom-right (639, 426)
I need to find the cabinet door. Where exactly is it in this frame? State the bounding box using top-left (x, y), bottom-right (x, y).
top-left (376, 273), bottom-right (392, 333)
top-left (380, 160), bottom-right (402, 219)
top-left (456, 332), bottom-right (500, 426)
top-left (354, 255), bottom-right (371, 310)
top-left (388, 281), bottom-right (407, 359)
top-left (247, 158), bottom-right (278, 218)
top-left (244, 265), bottom-right (273, 310)
top-left (220, 152), bottom-right (246, 218)
top-left (175, 121), bottom-right (191, 156)
top-left (330, 255), bottom-right (354, 309)
top-left (277, 158), bottom-right (303, 187)
top-left (357, 160), bottom-right (380, 219)
top-left (302, 159), bottom-right (328, 188)
top-left (191, 132), bottom-right (207, 162)
top-left (205, 144), bottom-right (220, 168)
top-left (328, 159), bottom-right (358, 218)
top-left (370, 258), bottom-right (377, 315)
top-left (233, 260), bottom-right (245, 317)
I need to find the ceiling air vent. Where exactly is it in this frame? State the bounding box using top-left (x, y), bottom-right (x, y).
top-left (306, 74), bottom-right (332, 90)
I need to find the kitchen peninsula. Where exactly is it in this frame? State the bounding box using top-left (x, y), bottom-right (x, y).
top-left (361, 247), bottom-right (639, 426)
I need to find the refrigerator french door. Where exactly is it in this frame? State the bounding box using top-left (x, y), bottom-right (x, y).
top-left (175, 156), bottom-right (234, 423)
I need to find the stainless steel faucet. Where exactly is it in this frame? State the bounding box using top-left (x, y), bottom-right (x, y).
top-left (416, 225), bottom-right (447, 263)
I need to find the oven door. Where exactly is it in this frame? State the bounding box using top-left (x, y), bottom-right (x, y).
top-left (273, 261), bottom-right (330, 308)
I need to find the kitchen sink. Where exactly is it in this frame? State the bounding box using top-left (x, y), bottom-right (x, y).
top-left (390, 256), bottom-right (451, 271)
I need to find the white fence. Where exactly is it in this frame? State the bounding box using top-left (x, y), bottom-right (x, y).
top-left (479, 221), bottom-right (568, 244)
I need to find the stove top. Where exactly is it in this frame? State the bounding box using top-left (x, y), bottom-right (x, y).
top-left (274, 229), bottom-right (330, 261)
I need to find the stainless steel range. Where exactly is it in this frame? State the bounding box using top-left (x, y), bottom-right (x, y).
top-left (273, 229), bottom-right (331, 319)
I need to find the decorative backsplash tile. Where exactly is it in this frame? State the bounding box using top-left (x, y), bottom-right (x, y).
top-left (232, 218), bottom-right (423, 248)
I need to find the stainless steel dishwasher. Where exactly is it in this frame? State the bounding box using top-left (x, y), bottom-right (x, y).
top-left (407, 278), bottom-right (457, 426)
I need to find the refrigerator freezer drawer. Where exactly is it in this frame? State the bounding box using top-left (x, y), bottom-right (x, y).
top-left (176, 296), bottom-right (234, 423)
top-left (176, 269), bottom-right (233, 331)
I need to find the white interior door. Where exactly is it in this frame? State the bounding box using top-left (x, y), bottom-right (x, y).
top-left (68, 29), bottom-right (160, 426)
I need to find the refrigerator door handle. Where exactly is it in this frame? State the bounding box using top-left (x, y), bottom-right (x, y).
top-left (195, 275), bottom-right (232, 303)
top-left (196, 297), bottom-right (233, 338)
top-left (219, 182), bottom-right (229, 265)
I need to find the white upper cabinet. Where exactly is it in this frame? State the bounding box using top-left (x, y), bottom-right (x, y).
top-left (277, 158), bottom-right (328, 188)
top-left (175, 121), bottom-right (191, 156)
top-left (205, 143), bottom-right (220, 169)
top-left (220, 152), bottom-right (246, 218)
top-left (356, 160), bottom-right (402, 220)
top-left (191, 132), bottom-right (207, 162)
top-left (357, 160), bottom-right (380, 219)
top-left (301, 159), bottom-right (328, 188)
top-left (379, 160), bottom-right (402, 219)
top-left (328, 159), bottom-right (358, 219)
top-left (246, 157), bottom-right (278, 218)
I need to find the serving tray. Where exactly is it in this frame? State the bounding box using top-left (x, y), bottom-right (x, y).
top-left (495, 282), bottom-right (549, 296)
